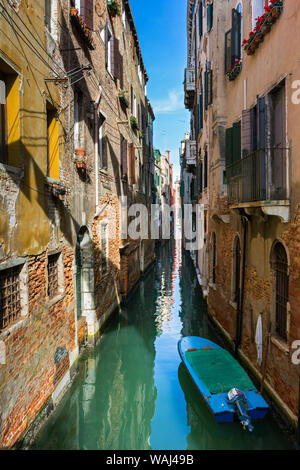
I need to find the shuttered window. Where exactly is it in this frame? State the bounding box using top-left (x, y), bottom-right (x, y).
top-left (128, 143), bottom-right (135, 184)
top-left (0, 73), bottom-right (7, 164)
top-left (242, 109), bottom-right (251, 158)
top-left (120, 134), bottom-right (127, 180)
top-left (204, 70), bottom-right (208, 111)
top-left (80, 0), bottom-right (93, 30)
top-left (198, 1), bottom-right (203, 39)
top-left (197, 161), bottom-right (203, 194)
top-left (225, 127), bottom-right (233, 172)
top-left (231, 8), bottom-right (242, 64)
top-left (232, 121), bottom-right (241, 165)
top-left (204, 151), bottom-right (208, 189)
top-left (224, 30), bottom-right (232, 74)
top-left (208, 69), bottom-right (213, 105)
top-left (198, 92), bottom-right (203, 132)
top-left (207, 3), bottom-right (213, 32)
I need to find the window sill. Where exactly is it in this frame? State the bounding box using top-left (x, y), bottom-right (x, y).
top-left (46, 293), bottom-right (65, 308)
top-left (0, 163), bottom-right (23, 178)
top-left (0, 317), bottom-right (29, 340)
top-left (271, 334), bottom-right (289, 356)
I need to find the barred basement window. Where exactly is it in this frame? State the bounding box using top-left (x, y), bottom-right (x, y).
top-left (47, 253), bottom-right (60, 299)
top-left (271, 242), bottom-right (289, 341)
top-left (211, 232), bottom-right (216, 284)
top-left (0, 266), bottom-right (22, 330)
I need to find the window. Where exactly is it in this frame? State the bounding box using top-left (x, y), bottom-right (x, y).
top-left (0, 266), bottom-right (21, 330)
top-left (211, 232), bottom-right (216, 284)
top-left (128, 143), bottom-right (135, 184)
top-left (131, 86), bottom-right (137, 117)
top-left (204, 151), bottom-right (208, 189)
top-left (252, 0), bottom-right (266, 28)
top-left (47, 253), bottom-right (59, 299)
top-left (100, 222), bottom-right (109, 274)
top-left (98, 113), bottom-right (107, 169)
top-left (105, 22), bottom-right (119, 79)
top-left (224, 8), bottom-right (242, 74)
top-left (0, 61), bottom-right (20, 167)
top-left (46, 104), bottom-right (59, 180)
top-left (0, 73), bottom-right (7, 164)
top-left (71, 0), bottom-right (93, 30)
top-left (207, 2), bottom-right (213, 32)
top-left (233, 236), bottom-right (241, 305)
top-left (271, 242), bottom-right (289, 341)
top-left (225, 121), bottom-right (241, 176)
top-left (74, 89), bottom-right (83, 150)
top-left (120, 134), bottom-right (127, 180)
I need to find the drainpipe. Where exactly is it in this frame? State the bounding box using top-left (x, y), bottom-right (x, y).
top-left (297, 374), bottom-right (300, 450)
top-left (235, 214), bottom-right (248, 357)
top-left (94, 86), bottom-right (102, 214)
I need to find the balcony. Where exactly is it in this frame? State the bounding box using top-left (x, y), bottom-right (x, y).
top-left (185, 140), bottom-right (197, 166)
top-left (227, 148), bottom-right (290, 222)
top-left (184, 67), bottom-right (196, 109)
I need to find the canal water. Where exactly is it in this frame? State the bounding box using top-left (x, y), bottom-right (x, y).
top-left (31, 241), bottom-right (294, 450)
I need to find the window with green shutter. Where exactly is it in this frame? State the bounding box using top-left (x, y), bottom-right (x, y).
top-left (224, 30), bottom-right (232, 74)
top-left (225, 127), bottom-right (233, 177)
top-left (207, 3), bottom-right (213, 32)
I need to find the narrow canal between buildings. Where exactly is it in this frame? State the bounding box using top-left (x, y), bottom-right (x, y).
top-left (31, 242), bottom-right (294, 450)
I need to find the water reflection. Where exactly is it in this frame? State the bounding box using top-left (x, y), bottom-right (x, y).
top-left (31, 242), bottom-right (294, 450)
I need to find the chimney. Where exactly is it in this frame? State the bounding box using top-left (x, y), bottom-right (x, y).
top-left (165, 150), bottom-right (170, 162)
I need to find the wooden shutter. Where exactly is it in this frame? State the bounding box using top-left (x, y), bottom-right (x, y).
top-left (110, 36), bottom-right (115, 77)
top-left (80, 0), bottom-right (93, 30)
top-left (208, 69), bottom-right (213, 105)
top-left (204, 70), bottom-right (208, 110)
top-left (250, 106), bottom-right (258, 151)
top-left (119, 53), bottom-right (124, 90)
top-left (113, 38), bottom-right (120, 80)
top-left (121, 135), bottom-right (128, 180)
top-left (231, 8), bottom-right (241, 64)
top-left (242, 109), bottom-right (252, 158)
top-left (225, 127), bottom-right (233, 174)
top-left (128, 143), bottom-right (135, 184)
top-left (207, 3), bottom-right (213, 32)
top-left (204, 151), bottom-right (208, 188)
top-left (258, 97), bottom-right (266, 149)
top-left (198, 1), bottom-right (203, 38)
top-left (224, 30), bottom-right (232, 74)
top-left (105, 21), bottom-right (109, 69)
top-left (232, 121), bottom-right (241, 164)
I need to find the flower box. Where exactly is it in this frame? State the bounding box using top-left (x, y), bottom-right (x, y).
top-left (70, 8), bottom-right (95, 50)
top-left (130, 116), bottom-right (139, 131)
top-left (242, 1), bottom-right (283, 56)
top-left (227, 61), bottom-right (242, 81)
top-left (119, 91), bottom-right (129, 107)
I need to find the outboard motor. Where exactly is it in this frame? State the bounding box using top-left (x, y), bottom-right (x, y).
top-left (227, 388), bottom-right (254, 432)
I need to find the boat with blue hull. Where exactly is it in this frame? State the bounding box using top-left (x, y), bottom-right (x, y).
top-left (178, 336), bottom-right (269, 431)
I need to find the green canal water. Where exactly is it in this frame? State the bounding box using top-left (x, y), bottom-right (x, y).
top-left (31, 242), bottom-right (294, 450)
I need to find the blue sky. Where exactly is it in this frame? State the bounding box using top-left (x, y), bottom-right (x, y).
top-left (130, 0), bottom-right (190, 179)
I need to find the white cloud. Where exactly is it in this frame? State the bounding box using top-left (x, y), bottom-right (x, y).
top-left (152, 89), bottom-right (184, 114)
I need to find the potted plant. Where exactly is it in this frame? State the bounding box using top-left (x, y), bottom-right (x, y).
top-left (130, 116), bottom-right (138, 130)
top-left (70, 7), bottom-right (78, 16)
top-left (119, 90), bottom-right (129, 107)
top-left (138, 130), bottom-right (144, 139)
top-left (107, 0), bottom-right (120, 16)
top-left (271, 0), bottom-right (283, 19)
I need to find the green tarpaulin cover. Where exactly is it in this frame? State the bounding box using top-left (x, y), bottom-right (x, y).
top-left (185, 348), bottom-right (255, 395)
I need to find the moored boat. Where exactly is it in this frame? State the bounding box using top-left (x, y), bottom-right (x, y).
top-left (178, 336), bottom-right (269, 431)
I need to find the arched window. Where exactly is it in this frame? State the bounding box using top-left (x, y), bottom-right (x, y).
top-left (233, 236), bottom-right (241, 305)
top-left (211, 232), bottom-right (216, 284)
top-left (271, 242), bottom-right (289, 341)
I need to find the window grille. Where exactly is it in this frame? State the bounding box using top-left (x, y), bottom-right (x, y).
top-left (0, 266), bottom-right (21, 330)
top-left (48, 253), bottom-right (59, 299)
top-left (273, 243), bottom-right (288, 340)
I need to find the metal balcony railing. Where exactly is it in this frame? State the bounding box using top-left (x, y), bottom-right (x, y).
top-left (185, 140), bottom-right (197, 166)
top-left (184, 67), bottom-right (196, 109)
top-left (227, 148), bottom-right (289, 205)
